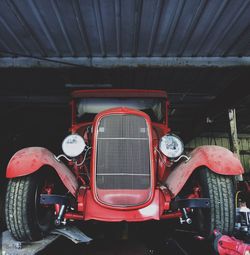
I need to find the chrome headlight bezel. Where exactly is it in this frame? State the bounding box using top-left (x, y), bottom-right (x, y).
top-left (159, 134), bottom-right (184, 159)
top-left (62, 134), bottom-right (86, 158)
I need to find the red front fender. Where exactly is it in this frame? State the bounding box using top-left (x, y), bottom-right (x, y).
top-left (6, 147), bottom-right (79, 197)
top-left (165, 145), bottom-right (244, 197)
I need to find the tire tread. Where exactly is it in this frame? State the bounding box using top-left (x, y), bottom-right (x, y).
top-left (5, 174), bottom-right (51, 241)
top-left (200, 168), bottom-right (235, 237)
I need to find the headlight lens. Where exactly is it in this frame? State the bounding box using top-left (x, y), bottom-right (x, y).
top-left (62, 134), bottom-right (86, 157)
top-left (159, 134), bottom-right (184, 158)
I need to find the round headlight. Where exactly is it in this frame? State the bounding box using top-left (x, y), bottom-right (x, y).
top-left (62, 134), bottom-right (86, 158)
top-left (159, 134), bottom-right (184, 158)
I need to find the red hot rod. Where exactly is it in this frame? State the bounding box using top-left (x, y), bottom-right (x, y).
top-left (5, 89), bottom-right (244, 241)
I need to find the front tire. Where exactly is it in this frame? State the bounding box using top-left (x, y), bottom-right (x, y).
top-left (195, 167), bottom-right (235, 238)
top-left (5, 172), bottom-right (54, 241)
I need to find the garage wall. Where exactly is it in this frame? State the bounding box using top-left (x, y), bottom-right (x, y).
top-left (186, 133), bottom-right (250, 173)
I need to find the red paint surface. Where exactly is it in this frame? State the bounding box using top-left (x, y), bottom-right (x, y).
top-left (160, 211), bottom-right (182, 220)
top-left (83, 189), bottom-right (164, 221)
top-left (6, 147), bottom-right (79, 197)
top-left (64, 213), bottom-right (84, 220)
top-left (166, 145), bottom-right (244, 197)
top-left (96, 189), bottom-right (152, 206)
top-left (215, 230), bottom-right (250, 255)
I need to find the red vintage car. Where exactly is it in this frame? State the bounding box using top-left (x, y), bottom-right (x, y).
top-left (5, 89), bottom-right (244, 241)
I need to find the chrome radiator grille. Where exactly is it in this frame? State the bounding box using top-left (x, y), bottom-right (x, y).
top-left (96, 114), bottom-right (151, 191)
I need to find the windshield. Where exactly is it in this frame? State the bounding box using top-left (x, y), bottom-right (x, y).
top-left (76, 98), bottom-right (165, 123)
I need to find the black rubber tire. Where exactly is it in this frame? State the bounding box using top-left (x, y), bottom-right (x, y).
top-left (196, 167), bottom-right (235, 239)
top-left (5, 172), bottom-right (54, 241)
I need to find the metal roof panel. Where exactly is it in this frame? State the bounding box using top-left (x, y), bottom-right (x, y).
top-left (0, 0), bottom-right (249, 59)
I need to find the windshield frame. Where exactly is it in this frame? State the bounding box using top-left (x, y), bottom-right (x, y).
top-left (72, 96), bottom-right (167, 124)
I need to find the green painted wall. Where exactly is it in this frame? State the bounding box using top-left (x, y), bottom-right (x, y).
top-left (186, 133), bottom-right (250, 173)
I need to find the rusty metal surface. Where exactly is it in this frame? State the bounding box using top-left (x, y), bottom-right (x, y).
top-left (165, 145), bottom-right (244, 197)
top-left (6, 147), bottom-right (79, 197)
top-left (186, 134), bottom-right (250, 172)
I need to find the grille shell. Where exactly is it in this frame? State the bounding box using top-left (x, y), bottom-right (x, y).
top-left (95, 114), bottom-right (152, 207)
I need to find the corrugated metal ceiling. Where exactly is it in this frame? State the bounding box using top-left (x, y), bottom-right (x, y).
top-left (0, 0), bottom-right (249, 59)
